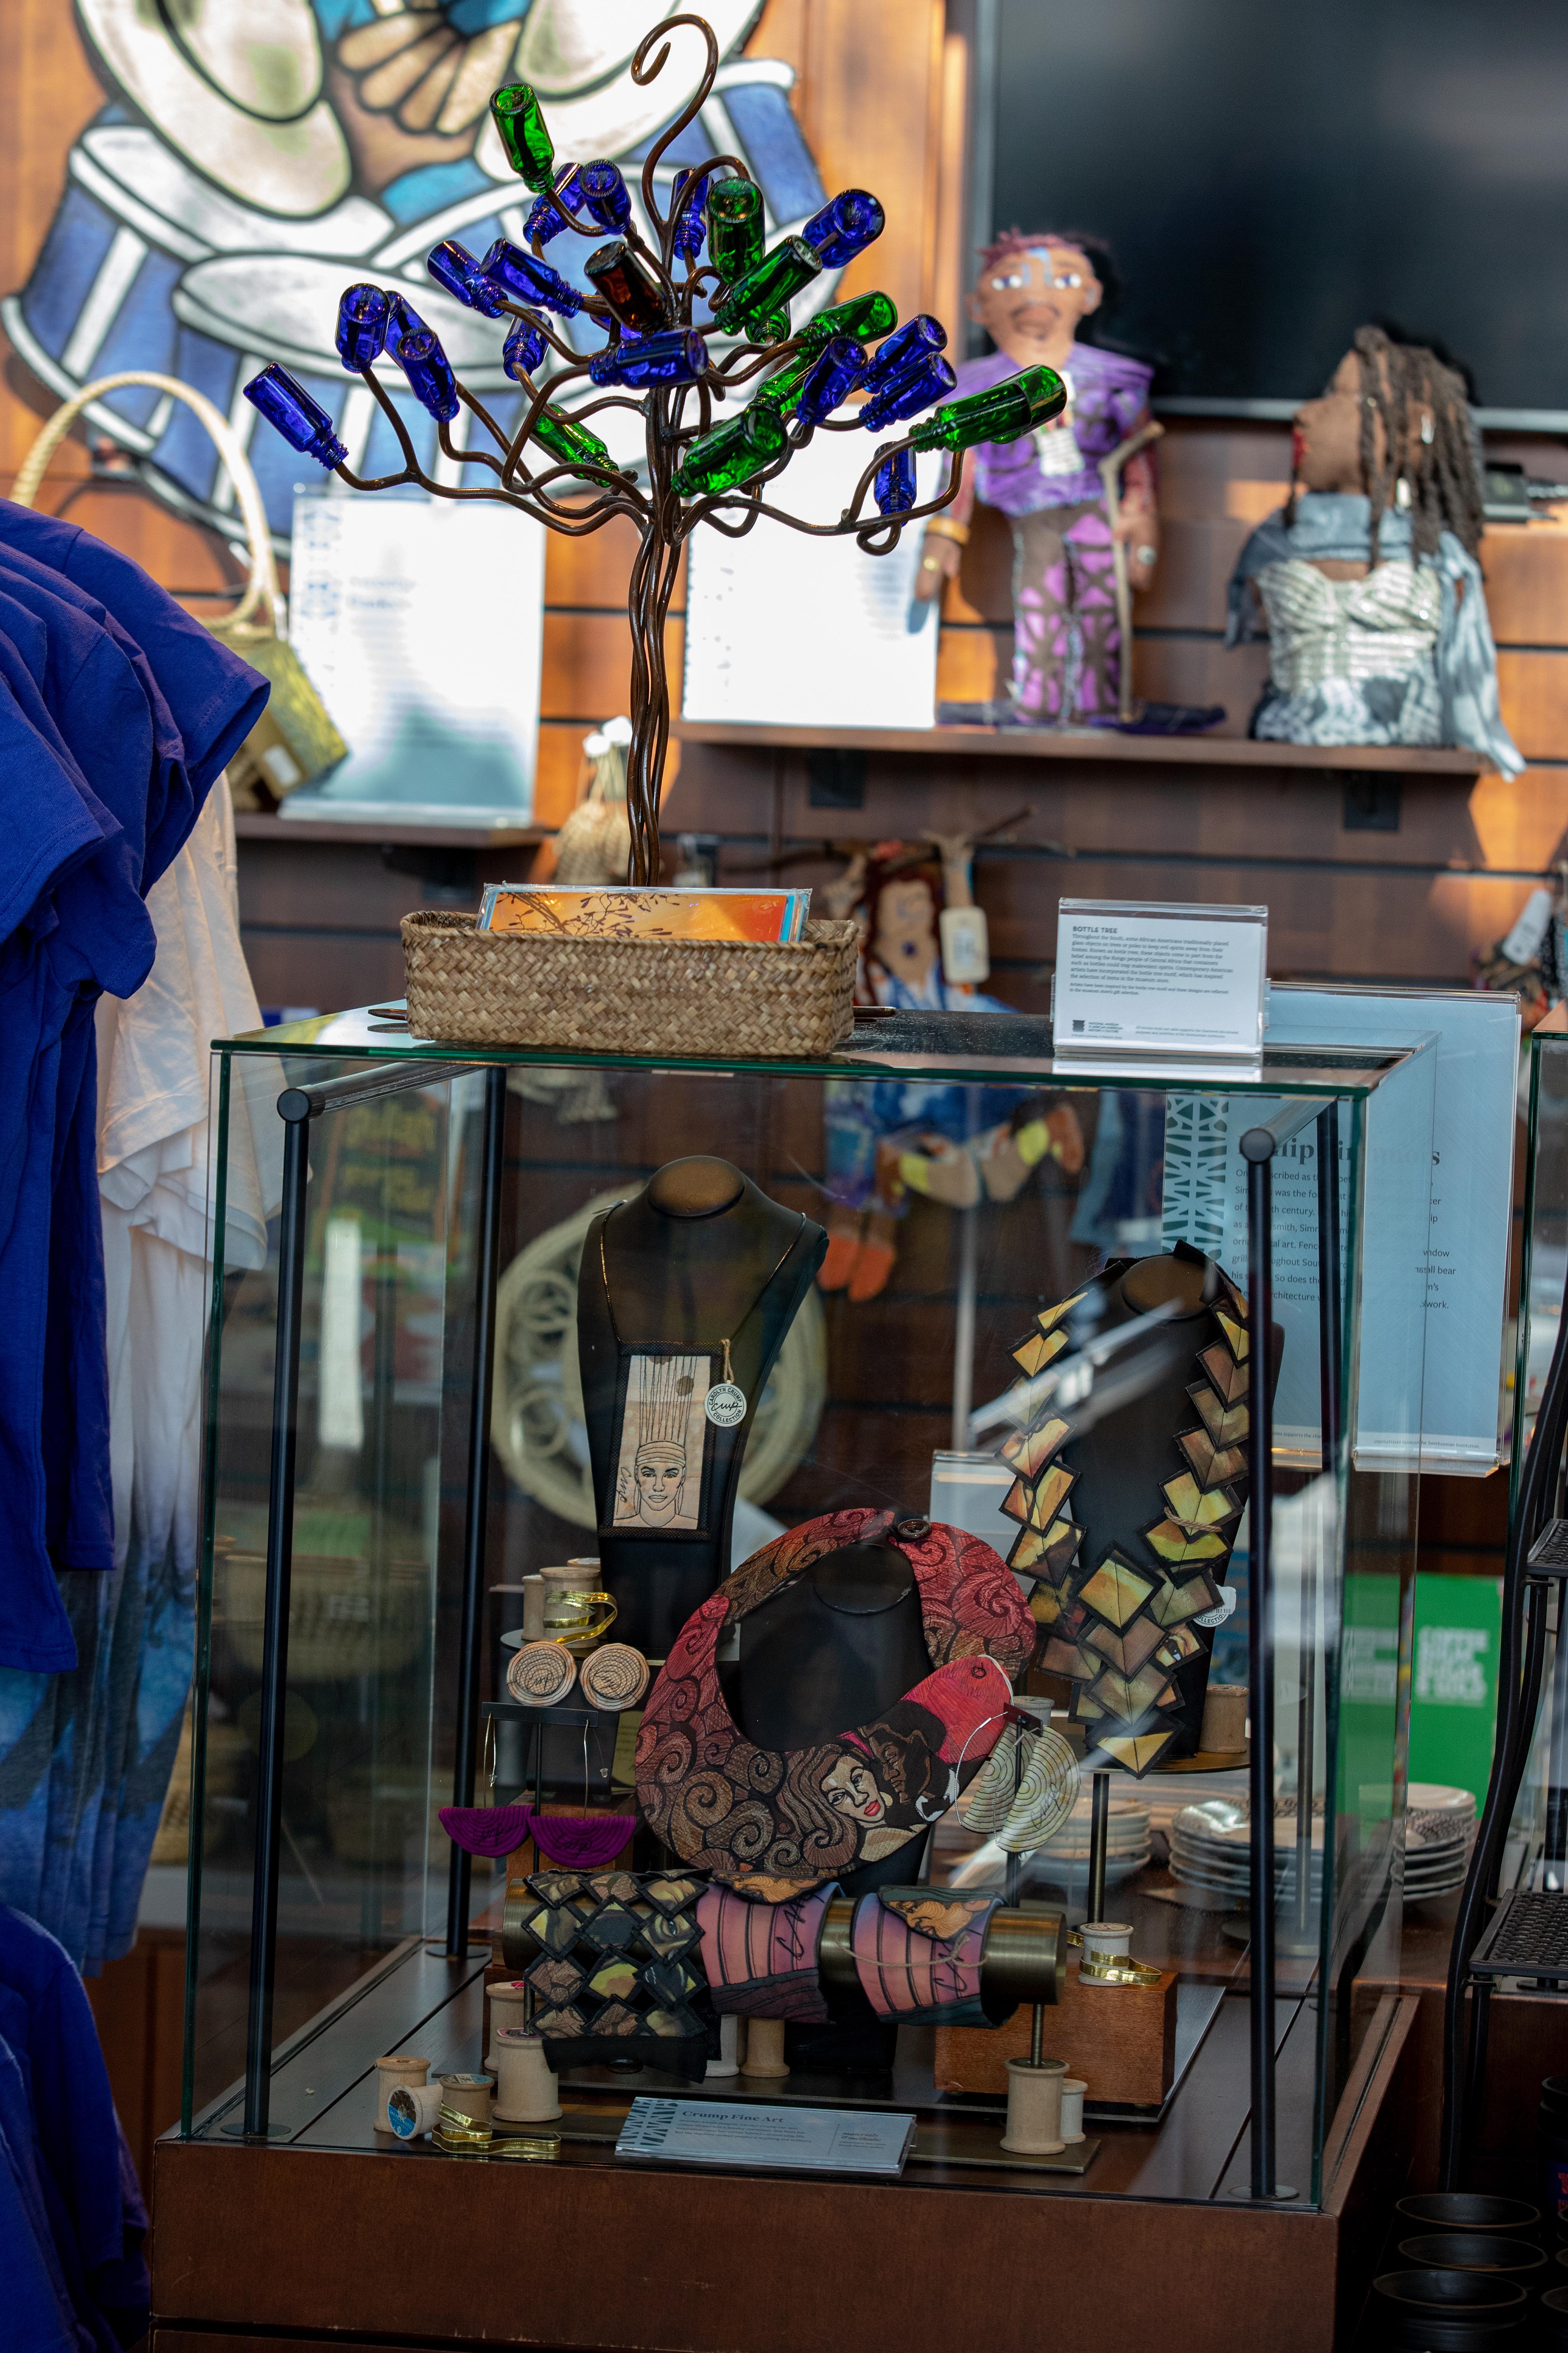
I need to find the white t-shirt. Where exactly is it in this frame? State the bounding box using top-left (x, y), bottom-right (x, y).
top-left (96, 778), bottom-right (280, 1570)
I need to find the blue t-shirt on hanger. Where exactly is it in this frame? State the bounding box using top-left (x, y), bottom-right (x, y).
top-left (0, 505), bottom-right (267, 869)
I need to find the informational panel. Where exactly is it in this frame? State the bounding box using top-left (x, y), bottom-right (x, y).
top-left (682, 431), bottom-right (940, 730)
top-left (286, 491), bottom-right (544, 820)
top-left (1162, 984), bottom-right (1518, 1475)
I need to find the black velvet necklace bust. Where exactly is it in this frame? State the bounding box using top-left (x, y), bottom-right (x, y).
top-left (720, 1526), bottom-right (938, 2072)
top-left (577, 1156), bottom-right (824, 1656)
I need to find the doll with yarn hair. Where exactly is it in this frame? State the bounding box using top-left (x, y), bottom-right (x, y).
top-left (1225, 326), bottom-right (1521, 774)
top-left (914, 229), bottom-right (1158, 725)
top-left (817, 840), bottom-right (1083, 1302)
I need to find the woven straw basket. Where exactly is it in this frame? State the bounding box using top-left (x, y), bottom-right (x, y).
top-left (401, 910), bottom-right (859, 1056)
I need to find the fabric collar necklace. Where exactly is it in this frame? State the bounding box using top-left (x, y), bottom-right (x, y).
top-left (635, 1507), bottom-right (1035, 1891)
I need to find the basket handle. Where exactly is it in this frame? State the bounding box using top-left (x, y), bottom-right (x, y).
top-left (12, 370), bottom-right (282, 633)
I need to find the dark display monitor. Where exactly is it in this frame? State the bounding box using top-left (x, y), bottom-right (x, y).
top-left (993, 0), bottom-right (1568, 421)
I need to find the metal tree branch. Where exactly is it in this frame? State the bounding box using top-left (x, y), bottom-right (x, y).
top-left (249, 10), bottom-right (1063, 883)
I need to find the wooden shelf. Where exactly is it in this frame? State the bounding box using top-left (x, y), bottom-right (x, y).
top-left (235, 813), bottom-right (548, 850)
top-left (673, 719), bottom-right (1488, 776)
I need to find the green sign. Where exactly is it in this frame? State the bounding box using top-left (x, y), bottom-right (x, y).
top-left (1409, 1573), bottom-right (1501, 1805)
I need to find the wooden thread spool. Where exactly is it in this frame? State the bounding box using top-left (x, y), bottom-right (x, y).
top-left (1060, 2078), bottom-right (1087, 2144)
top-left (493, 2029), bottom-right (563, 2124)
top-left (387, 2080), bottom-right (444, 2140)
top-left (1001, 2054), bottom-right (1066, 2156)
top-left (374, 2053), bottom-right (429, 2133)
top-left (520, 1575), bottom-right (546, 1641)
top-left (1200, 1682), bottom-right (1248, 1753)
top-left (740, 2018), bottom-right (789, 2079)
top-left (485, 1980), bottom-right (530, 2072)
top-left (437, 2072), bottom-right (494, 2128)
top-left (707, 2015), bottom-right (743, 2079)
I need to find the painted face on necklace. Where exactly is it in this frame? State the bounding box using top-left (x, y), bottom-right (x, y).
top-left (634, 1444), bottom-right (686, 1524)
top-left (822, 1753), bottom-right (889, 1823)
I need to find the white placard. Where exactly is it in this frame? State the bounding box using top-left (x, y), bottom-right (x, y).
top-left (681, 431), bottom-right (939, 730)
top-left (615, 2096), bottom-right (915, 2175)
top-left (1053, 899), bottom-right (1267, 1060)
top-left (285, 489), bottom-right (544, 818)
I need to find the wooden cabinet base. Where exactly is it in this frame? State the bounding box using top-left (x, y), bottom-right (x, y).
top-left (935, 1962), bottom-right (1179, 2106)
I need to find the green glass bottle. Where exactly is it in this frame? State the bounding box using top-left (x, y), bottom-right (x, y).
top-left (672, 404), bottom-right (787, 497)
top-left (799, 290), bottom-right (898, 351)
top-left (707, 178), bottom-right (763, 288)
top-left (752, 345), bottom-right (816, 417)
top-left (714, 237), bottom-right (822, 337)
top-left (529, 403), bottom-right (612, 477)
top-left (491, 85), bottom-right (555, 192)
top-left (909, 363), bottom-right (1065, 452)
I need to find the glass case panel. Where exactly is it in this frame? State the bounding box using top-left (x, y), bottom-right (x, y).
top-left (185, 1014), bottom-right (1436, 2205)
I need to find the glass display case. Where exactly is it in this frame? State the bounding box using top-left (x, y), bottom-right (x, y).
top-left (1446, 1017), bottom-right (1568, 2181)
top-left (183, 1005), bottom-right (1436, 2210)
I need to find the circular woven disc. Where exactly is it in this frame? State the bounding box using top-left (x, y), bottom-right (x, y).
top-left (506, 1642), bottom-right (577, 1706)
top-left (579, 1643), bottom-right (650, 1711)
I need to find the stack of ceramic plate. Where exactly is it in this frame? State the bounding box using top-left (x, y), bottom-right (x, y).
top-left (1025, 1796), bottom-right (1153, 1891)
top-left (1403, 1782), bottom-right (1476, 1903)
top-left (1169, 1797), bottom-right (1322, 1899)
top-left (1142, 1764), bottom-right (1252, 1862)
top-left (940, 1797), bottom-right (1153, 1891)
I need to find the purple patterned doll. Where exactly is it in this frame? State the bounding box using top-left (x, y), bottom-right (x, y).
top-left (915, 230), bottom-right (1158, 723)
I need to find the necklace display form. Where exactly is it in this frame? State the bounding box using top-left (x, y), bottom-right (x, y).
top-left (1001, 1244), bottom-right (1267, 1775)
top-left (635, 1506), bottom-right (1036, 1890)
top-left (577, 1157), bottom-right (824, 1656)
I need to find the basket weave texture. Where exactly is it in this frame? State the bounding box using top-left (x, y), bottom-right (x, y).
top-left (402, 910), bottom-right (859, 1055)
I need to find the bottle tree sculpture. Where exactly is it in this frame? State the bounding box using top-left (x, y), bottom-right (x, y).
top-left (244, 11), bottom-right (1064, 884)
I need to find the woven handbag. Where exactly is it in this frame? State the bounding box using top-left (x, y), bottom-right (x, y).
top-left (502, 1866), bottom-right (718, 2081)
top-left (12, 370), bottom-right (346, 808)
top-left (401, 910), bottom-right (859, 1056)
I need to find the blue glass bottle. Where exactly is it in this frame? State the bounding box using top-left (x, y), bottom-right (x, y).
top-left (580, 159), bottom-right (632, 235)
top-left (425, 238), bottom-right (505, 318)
top-left (671, 169), bottom-right (709, 262)
top-left (864, 314), bottom-right (947, 392)
top-left (873, 446), bottom-right (917, 515)
top-left (335, 283), bottom-right (388, 372)
top-left (503, 317), bottom-right (549, 380)
top-left (243, 365), bottom-right (346, 467)
top-left (584, 239), bottom-right (667, 334)
top-left (589, 327), bottom-right (710, 389)
top-left (385, 293), bottom-right (427, 360)
top-left (526, 170), bottom-right (583, 246)
top-left (802, 189), bottom-right (885, 269)
top-left (859, 353), bottom-right (956, 433)
top-left (478, 239), bottom-right (583, 319)
top-left (795, 335), bottom-right (867, 425)
top-left (396, 328), bottom-right (460, 424)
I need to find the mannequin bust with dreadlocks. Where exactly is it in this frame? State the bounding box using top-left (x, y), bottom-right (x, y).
top-left (1225, 326), bottom-right (1521, 774)
top-left (913, 229), bottom-right (1158, 725)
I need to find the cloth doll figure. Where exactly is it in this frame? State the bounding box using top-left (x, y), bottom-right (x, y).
top-left (1225, 326), bottom-right (1521, 774)
top-left (818, 841), bottom-right (1083, 1303)
top-left (914, 232), bottom-right (1158, 725)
